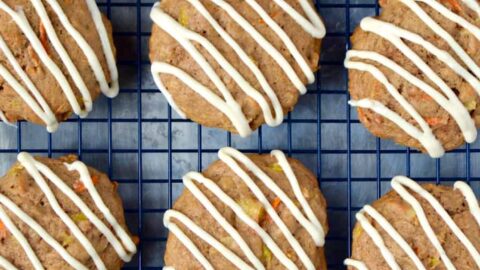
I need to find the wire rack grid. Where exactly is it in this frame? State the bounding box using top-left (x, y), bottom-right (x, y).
top-left (0, 0), bottom-right (479, 269)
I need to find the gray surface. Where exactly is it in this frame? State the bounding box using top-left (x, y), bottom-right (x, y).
top-left (0, 0), bottom-right (478, 269)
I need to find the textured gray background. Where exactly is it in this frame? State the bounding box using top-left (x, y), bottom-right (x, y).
top-left (0, 0), bottom-right (478, 269)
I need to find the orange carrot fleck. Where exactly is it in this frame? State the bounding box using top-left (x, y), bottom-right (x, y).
top-left (39, 23), bottom-right (50, 55)
top-left (262, 198), bottom-right (282, 225)
top-left (272, 197), bottom-right (282, 210)
top-left (73, 175), bottom-right (100, 193)
top-left (444, 0), bottom-right (462, 12)
top-left (425, 117), bottom-right (441, 126)
top-left (0, 221), bottom-right (7, 239)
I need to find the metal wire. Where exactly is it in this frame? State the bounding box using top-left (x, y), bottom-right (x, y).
top-left (0, 0), bottom-right (477, 269)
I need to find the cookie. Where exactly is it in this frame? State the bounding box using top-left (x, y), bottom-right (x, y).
top-left (0, 153), bottom-right (137, 269)
top-left (346, 0), bottom-right (480, 157)
top-left (163, 147), bottom-right (328, 270)
top-left (149, 0), bottom-right (324, 137)
top-left (0, 0), bottom-right (118, 132)
top-left (345, 176), bottom-right (480, 270)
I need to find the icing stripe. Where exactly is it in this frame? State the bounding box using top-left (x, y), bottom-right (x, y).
top-left (219, 148), bottom-right (324, 248)
top-left (344, 258), bottom-right (369, 270)
top-left (355, 210), bottom-right (401, 270)
top-left (346, 0), bottom-right (480, 157)
top-left (0, 2), bottom-right (87, 117)
top-left (272, 0), bottom-right (325, 38)
top-left (345, 51), bottom-right (444, 157)
top-left (154, 0), bottom-right (285, 129)
top-left (362, 205), bottom-right (426, 270)
top-left (0, 0), bottom-right (118, 130)
top-left (151, 62), bottom-right (251, 136)
top-left (183, 172), bottom-right (266, 270)
top-left (360, 17), bottom-right (476, 143)
top-left (401, 0), bottom-right (480, 79)
top-left (348, 97), bottom-right (443, 156)
top-left (0, 205), bottom-right (43, 270)
top-left (345, 176), bottom-right (480, 269)
top-left (0, 193), bottom-right (88, 270)
top-left (17, 153), bottom-right (107, 270)
top-left (164, 210), bottom-right (255, 270)
top-left (0, 35), bottom-right (58, 131)
top-left (29, 0), bottom-right (93, 113)
top-left (150, 0), bottom-right (324, 136)
top-left (42, 0), bottom-right (114, 98)
top-left (182, 172), bottom-right (295, 269)
top-left (85, 0), bottom-right (119, 98)
top-left (163, 147), bottom-right (325, 270)
top-left (461, 0), bottom-right (480, 15)
top-left (0, 255), bottom-right (18, 270)
top-left (0, 111), bottom-right (12, 126)
top-left (0, 152), bottom-right (136, 269)
top-left (244, 0), bottom-right (319, 83)
top-left (393, 177), bottom-right (480, 269)
top-left (454, 181), bottom-right (480, 226)
top-left (65, 161), bottom-right (137, 258)
top-left (201, 0), bottom-right (306, 92)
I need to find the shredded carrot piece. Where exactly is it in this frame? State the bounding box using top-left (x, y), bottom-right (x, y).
top-left (425, 117), bottom-right (441, 126)
top-left (444, 0), bottom-right (462, 12)
top-left (39, 23), bottom-right (50, 55)
top-left (272, 197), bottom-right (282, 210)
top-left (0, 221), bottom-right (7, 239)
top-left (73, 175), bottom-right (99, 193)
top-left (262, 198), bottom-right (282, 225)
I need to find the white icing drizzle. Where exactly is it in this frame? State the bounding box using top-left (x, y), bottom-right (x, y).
top-left (163, 147), bottom-right (325, 270)
top-left (0, 205), bottom-right (43, 270)
top-left (150, 0), bottom-right (325, 137)
top-left (344, 258), bottom-right (369, 270)
top-left (84, 0), bottom-right (120, 98)
top-left (346, 0), bottom-right (480, 157)
top-left (461, 0), bottom-right (480, 15)
top-left (0, 111), bottom-right (12, 127)
top-left (454, 181), bottom-right (480, 226)
top-left (0, 152), bottom-right (136, 269)
top-left (0, 255), bottom-right (18, 270)
top-left (65, 161), bottom-right (137, 259)
top-left (0, 35), bottom-right (58, 132)
top-left (354, 210), bottom-right (401, 270)
top-left (345, 176), bottom-right (480, 269)
top-left (0, 193), bottom-right (88, 270)
top-left (0, 0), bottom-right (119, 131)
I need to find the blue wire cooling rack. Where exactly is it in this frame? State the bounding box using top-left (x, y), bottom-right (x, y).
top-left (0, 0), bottom-right (479, 269)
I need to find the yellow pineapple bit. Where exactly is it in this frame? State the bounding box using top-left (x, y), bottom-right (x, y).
top-left (61, 233), bottom-right (74, 247)
top-left (238, 198), bottom-right (265, 223)
top-left (178, 7), bottom-right (189, 27)
top-left (71, 213), bottom-right (88, 223)
top-left (269, 163), bottom-right (283, 172)
top-left (7, 163), bottom-right (24, 177)
top-left (262, 244), bottom-right (272, 266)
top-left (428, 257), bottom-right (441, 269)
top-left (353, 225), bottom-right (363, 238)
top-left (464, 100), bottom-right (477, 112)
